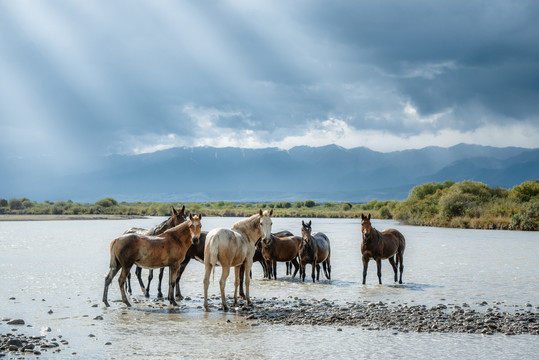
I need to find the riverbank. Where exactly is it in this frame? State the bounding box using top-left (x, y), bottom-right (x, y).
top-left (0, 214), bottom-right (146, 221)
top-left (239, 297), bottom-right (539, 336)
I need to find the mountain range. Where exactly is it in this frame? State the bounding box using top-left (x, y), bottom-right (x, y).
top-left (3, 144), bottom-right (538, 203)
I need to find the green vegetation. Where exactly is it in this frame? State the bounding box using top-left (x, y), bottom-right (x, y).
top-left (392, 180), bottom-right (538, 230)
top-left (1, 180), bottom-right (537, 230)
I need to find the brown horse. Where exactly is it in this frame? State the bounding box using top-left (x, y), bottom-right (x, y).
top-left (299, 220), bottom-right (331, 282)
top-left (103, 213), bottom-right (202, 307)
top-left (203, 209), bottom-right (273, 311)
top-left (261, 230), bottom-right (300, 279)
top-left (123, 206), bottom-right (187, 297)
top-left (360, 213), bottom-right (405, 285)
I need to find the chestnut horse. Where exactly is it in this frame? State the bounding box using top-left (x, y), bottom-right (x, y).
top-left (123, 206), bottom-right (187, 297)
top-left (360, 213), bottom-right (405, 285)
top-left (261, 230), bottom-right (300, 279)
top-left (103, 214), bottom-right (202, 307)
top-left (299, 220), bottom-right (331, 282)
top-left (203, 209), bottom-right (273, 311)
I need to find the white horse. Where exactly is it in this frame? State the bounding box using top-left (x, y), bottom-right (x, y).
top-left (203, 209), bottom-right (273, 311)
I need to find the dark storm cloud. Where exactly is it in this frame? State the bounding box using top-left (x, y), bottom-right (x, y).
top-left (0, 0), bottom-right (537, 170)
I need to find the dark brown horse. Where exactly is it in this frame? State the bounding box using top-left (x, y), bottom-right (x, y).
top-left (103, 214), bottom-right (202, 307)
top-left (360, 213), bottom-right (405, 285)
top-left (299, 220), bottom-right (331, 282)
top-left (261, 231), bottom-right (300, 279)
top-left (123, 205), bottom-right (187, 297)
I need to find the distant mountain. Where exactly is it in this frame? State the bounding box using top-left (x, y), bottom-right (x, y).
top-left (3, 144), bottom-right (538, 202)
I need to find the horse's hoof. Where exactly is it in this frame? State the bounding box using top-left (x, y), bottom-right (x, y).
top-left (157, 293), bottom-right (164, 299)
top-left (170, 301), bottom-right (178, 307)
top-left (103, 301), bottom-right (110, 307)
top-left (222, 305), bottom-right (229, 312)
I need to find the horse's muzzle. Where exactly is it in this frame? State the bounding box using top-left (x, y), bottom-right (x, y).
top-left (191, 236), bottom-right (200, 245)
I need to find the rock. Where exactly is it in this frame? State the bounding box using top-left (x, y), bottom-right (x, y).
top-left (7, 319), bottom-right (24, 325)
top-left (48, 310), bottom-right (53, 314)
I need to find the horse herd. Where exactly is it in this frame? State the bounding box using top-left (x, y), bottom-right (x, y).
top-left (102, 206), bottom-right (406, 311)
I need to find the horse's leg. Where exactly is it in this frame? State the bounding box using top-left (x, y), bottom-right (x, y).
top-left (291, 257), bottom-right (300, 279)
top-left (311, 262), bottom-right (316, 283)
top-left (135, 266), bottom-right (145, 294)
top-left (388, 256), bottom-right (398, 283)
top-left (126, 271), bottom-right (132, 295)
top-left (272, 260), bottom-right (277, 279)
top-left (362, 256), bottom-right (369, 285)
top-left (157, 267), bottom-right (165, 299)
top-left (326, 257), bottom-right (331, 280)
top-left (103, 266), bottom-right (120, 307)
top-left (286, 261), bottom-right (290, 275)
top-left (300, 261), bottom-right (306, 282)
top-left (203, 263), bottom-right (212, 312)
top-left (233, 265), bottom-right (241, 307)
top-left (145, 269), bottom-right (153, 298)
top-left (375, 258), bottom-right (382, 285)
top-left (397, 251), bottom-right (404, 284)
top-left (175, 259), bottom-right (190, 300)
top-left (316, 263), bottom-right (321, 281)
top-left (219, 266), bottom-right (231, 311)
top-left (167, 264), bottom-right (179, 307)
top-left (243, 260), bottom-right (253, 306)
top-left (239, 264), bottom-right (246, 299)
top-left (118, 267), bottom-right (132, 307)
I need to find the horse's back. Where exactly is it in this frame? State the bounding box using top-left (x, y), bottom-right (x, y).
top-left (205, 228), bottom-right (250, 267)
top-left (381, 229), bottom-right (405, 251)
top-left (313, 232), bottom-right (330, 260)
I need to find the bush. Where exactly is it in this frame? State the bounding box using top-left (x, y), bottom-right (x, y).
top-left (509, 180), bottom-right (539, 202)
top-left (95, 198), bottom-right (118, 208)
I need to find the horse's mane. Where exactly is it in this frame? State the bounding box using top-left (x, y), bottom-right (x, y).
top-left (232, 213), bottom-right (260, 232)
top-left (162, 220), bottom-right (190, 235)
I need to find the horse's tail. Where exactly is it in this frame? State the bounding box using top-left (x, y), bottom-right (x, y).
top-left (108, 238), bottom-right (120, 269)
top-left (207, 231), bottom-right (220, 285)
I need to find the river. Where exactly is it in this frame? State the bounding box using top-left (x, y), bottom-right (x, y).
top-left (0, 216), bottom-right (537, 359)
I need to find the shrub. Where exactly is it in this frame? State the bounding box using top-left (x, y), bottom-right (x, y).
top-left (509, 180), bottom-right (539, 202)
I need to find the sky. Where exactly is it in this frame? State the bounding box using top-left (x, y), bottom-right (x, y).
top-left (1, 0), bottom-right (539, 175)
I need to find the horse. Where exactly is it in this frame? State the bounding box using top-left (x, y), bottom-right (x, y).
top-left (203, 209), bottom-right (273, 312)
top-left (103, 213), bottom-right (202, 307)
top-left (261, 230), bottom-right (300, 279)
top-left (123, 205), bottom-right (187, 297)
top-left (299, 220), bottom-right (331, 282)
top-left (174, 233), bottom-right (268, 301)
top-left (360, 213), bottom-right (405, 285)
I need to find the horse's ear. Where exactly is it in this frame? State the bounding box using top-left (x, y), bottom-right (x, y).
top-left (189, 213), bottom-right (193, 221)
top-left (302, 220), bottom-right (306, 227)
top-left (259, 209), bottom-right (263, 216)
top-left (172, 206), bottom-right (177, 215)
top-left (361, 213), bottom-right (365, 220)
top-left (181, 205), bottom-right (185, 214)
top-left (269, 209), bottom-right (273, 216)
top-left (198, 213), bottom-right (202, 220)
top-left (368, 213), bottom-right (371, 220)
top-left (308, 220), bottom-right (312, 227)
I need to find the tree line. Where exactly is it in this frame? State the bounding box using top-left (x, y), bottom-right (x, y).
top-left (1, 180), bottom-right (537, 230)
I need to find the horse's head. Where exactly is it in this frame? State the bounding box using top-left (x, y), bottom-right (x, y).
top-left (361, 213), bottom-right (373, 241)
top-left (258, 209), bottom-right (273, 243)
top-left (188, 213), bottom-right (202, 245)
top-left (301, 220), bottom-right (312, 247)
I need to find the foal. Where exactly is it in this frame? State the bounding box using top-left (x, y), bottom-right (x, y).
top-left (360, 213), bottom-right (405, 284)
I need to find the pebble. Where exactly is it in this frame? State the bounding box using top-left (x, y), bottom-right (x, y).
top-left (238, 297), bottom-right (539, 335)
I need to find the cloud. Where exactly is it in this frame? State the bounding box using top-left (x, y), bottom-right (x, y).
top-left (0, 0), bottom-right (538, 171)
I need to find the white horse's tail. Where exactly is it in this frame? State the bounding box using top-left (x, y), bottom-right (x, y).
top-left (207, 231), bottom-right (220, 285)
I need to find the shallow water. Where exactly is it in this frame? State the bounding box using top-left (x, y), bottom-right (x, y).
top-left (0, 217), bottom-right (537, 359)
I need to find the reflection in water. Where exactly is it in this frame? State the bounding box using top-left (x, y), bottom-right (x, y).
top-left (1, 217), bottom-right (538, 359)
